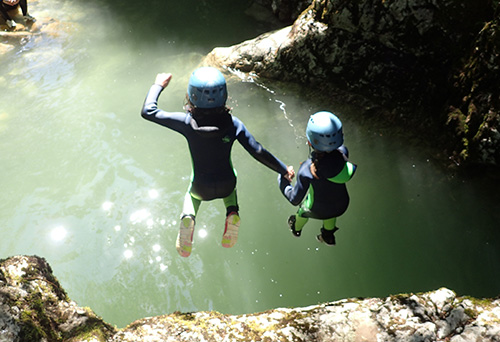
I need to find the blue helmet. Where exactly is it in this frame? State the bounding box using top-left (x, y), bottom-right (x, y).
top-left (187, 67), bottom-right (228, 108)
top-left (306, 111), bottom-right (343, 152)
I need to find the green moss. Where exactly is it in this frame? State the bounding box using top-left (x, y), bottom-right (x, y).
top-left (282, 310), bottom-right (319, 338)
top-left (460, 296), bottom-right (495, 309)
top-left (19, 310), bottom-right (44, 341)
top-left (17, 291), bottom-right (61, 341)
top-left (20, 258), bottom-right (69, 301)
top-left (463, 308), bottom-right (479, 320)
top-left (62, 316), bottom-right (115, 342)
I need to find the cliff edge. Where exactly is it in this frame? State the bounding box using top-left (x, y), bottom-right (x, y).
top-left (1, 255), bottom-right (499, 341)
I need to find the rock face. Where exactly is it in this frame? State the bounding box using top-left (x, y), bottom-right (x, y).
top-left (445, 19), bottom-right (500, 166)
top-left (1, 255), bottom-right (500, 342)
top-left (0, 256), bottom-right (114, 341)
top-left (205, 0), bottom-right (499, 167)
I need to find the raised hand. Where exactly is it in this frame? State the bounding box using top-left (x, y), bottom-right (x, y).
top-left (155, 73), bottom-right (173, 88)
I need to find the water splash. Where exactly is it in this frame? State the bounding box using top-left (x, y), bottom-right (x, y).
top-left (226, 67), bottom-right (304, 145)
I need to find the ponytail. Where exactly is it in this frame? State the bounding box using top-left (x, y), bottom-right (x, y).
top-left (310, 151), bottom-right (326, 179)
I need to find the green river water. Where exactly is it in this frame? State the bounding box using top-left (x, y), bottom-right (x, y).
top-left (1, 0), bottom-right (499, 328)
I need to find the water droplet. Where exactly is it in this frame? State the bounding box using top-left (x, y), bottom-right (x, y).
top-left (153, 244), bottom-right (161, 252)
top-left (198, 229), bottom-right (207, 238)
top-left (124, 250), bottom-right (133, 259)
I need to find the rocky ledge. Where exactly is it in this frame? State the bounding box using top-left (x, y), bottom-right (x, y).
top-left (1, 255), bottom-right (499, 341)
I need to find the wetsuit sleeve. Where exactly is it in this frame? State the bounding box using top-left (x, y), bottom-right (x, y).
top-left (141, 84), bottom-right (188, 132)
top-left (234, 118), bottom-right (288, 175)
top-left (278, 162), bottom-right (310, 206)
top-left (328, 161), bottom-right (357, 183)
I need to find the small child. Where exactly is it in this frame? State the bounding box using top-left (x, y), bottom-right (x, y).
top-left (141, 67), bottom-right (294, 257)
top-left (278, 111), bottom-right (356, 245)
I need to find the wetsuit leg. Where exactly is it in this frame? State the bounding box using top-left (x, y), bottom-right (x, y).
top-left (294, 206), bottom-right (309, 231)
top-left (222, 188), bottom-right (239, 216)
top-left (323, 217), bottom-right (337, 230)
top-left (182, 186), bottom-right (202, 218)
top-left (292, 192), bottom-right (315, 231)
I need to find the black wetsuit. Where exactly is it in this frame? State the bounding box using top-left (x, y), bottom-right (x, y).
top-left (0, 0), bottom-right (27, 21)
top-left (279, 148), bottom-right (356, 219)
top-left (141, 84), bottom-right (288, 201)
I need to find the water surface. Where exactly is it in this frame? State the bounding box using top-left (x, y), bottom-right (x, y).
top-left (1, 0), bottom-right (499, 328)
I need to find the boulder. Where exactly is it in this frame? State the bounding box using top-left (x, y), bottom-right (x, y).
top-left (0, 255), bottom-right (115, 342)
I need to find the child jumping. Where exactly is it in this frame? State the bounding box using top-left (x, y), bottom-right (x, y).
top-left (278, 111), bottom-right (356, 245)
top-left (141, 67), bottom-right (293, 257)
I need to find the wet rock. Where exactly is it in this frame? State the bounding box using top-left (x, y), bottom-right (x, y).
top-left (1, 255), bottom-right (499, 341)
top-left (445, 20), bottom-right (500, 167)
top-left (0, 42), bottom-right (14, 54)
top-left (205, 0), bottom-right (499, 167)
top-left (0, 8), bottom-right (73, 58)
top-left (0, 255), bottom-right (115, 342)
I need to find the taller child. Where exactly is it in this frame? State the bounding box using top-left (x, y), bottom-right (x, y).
top-left (141, 67), bottom-right (294, 257)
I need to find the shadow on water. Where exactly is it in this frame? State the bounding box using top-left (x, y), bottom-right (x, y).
top-left (0, 0), bottom-right (499, 328)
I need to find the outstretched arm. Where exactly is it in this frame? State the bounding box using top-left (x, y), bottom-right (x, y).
top-left (234, 118), bottom-right (288, 176)
top-left (278, 162), bottom-right (309, 206)
top-left (141, 73), bottom-right (187, 130)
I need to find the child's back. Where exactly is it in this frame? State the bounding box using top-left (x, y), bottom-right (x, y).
top-left (278, 111), bottom-right (356, 245)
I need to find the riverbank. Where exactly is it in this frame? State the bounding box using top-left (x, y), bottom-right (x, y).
top-left (1, 255), bottom-right (499, 341)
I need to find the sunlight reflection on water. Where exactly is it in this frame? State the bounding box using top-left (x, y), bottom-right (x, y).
top-left (50, 225), bottom-right (67, 242)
